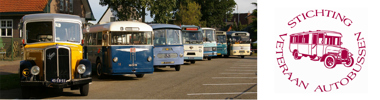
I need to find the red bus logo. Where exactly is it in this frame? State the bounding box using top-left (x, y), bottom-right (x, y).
top-left (289, 30), bottom-right (354, 69)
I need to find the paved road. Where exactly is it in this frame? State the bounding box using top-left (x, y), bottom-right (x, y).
top-left (0, 56), bottom-right (257, 99)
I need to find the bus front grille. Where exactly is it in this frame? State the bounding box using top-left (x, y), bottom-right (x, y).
top-left (45, 47), bottom-right (70, 81)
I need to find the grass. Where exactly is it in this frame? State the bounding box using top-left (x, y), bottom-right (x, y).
top-left (0, 74), bottom-right (20, 90)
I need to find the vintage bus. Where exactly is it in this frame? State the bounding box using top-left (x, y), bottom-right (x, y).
top-left (201, 28), bottom-right (217, 60)
top-left (83, 21), bottom-right (154, 78)
top-left (216, 31), bottom-right (227, 57)
top-left (226, 31), bottom-right (251, 58)
top-left (181, 25), bottom-right (204, 64)
top-left (18, 14), bottom-right (92, 98)
top-left (289, 30), bottom-right (354, 69)
top-left (150, 24), bottom-right (183, 71)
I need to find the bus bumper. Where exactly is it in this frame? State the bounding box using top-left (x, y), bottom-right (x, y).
top-left (20, 77), bottom-right (92, 88)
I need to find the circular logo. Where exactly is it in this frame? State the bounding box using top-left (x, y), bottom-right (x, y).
top-left (275, 9), bottom-right (366, 92)
top-left (22, 68), bottom-right (29, 77)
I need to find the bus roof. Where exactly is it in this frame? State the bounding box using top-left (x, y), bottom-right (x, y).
top-left (21, 13), bottom-right (81, 22)
top-left (226, 31), bottom-right (249, 35)
top-left (149, 24), bottom-right (181, 30)
top-left (290, 30), bottom-right (342, 37)
top-left (84, 21), bottom-right (152, 33)
top-left (201, 27), bottom-right (216, 30)
top-left (180, 25), bottom-right (202, 31)
top-left (216, 31), bottom-right (226, 35)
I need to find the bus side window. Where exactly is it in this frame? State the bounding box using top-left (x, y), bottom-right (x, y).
top-left (97, 32), bottom-right (102, 45)
top-left (318, 34), bottom-right (324, 44)
top-left (312, 34), bottom-right (318, 44)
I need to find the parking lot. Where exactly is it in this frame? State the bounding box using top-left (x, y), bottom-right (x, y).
top-left (0, 56), bottom-right (256, 99)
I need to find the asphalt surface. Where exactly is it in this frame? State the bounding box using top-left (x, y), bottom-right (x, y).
top-left (0, 56), bottom-right (257, 99)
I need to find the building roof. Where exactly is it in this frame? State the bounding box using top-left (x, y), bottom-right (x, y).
top-left (0, 0), bottom-right (48, 13)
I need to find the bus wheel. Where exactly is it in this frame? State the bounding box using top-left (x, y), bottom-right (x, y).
top-left (190, 61), bottom-right (195, 64)
top-left (136, 74), bottom-right (144, 78)
top-left (175, 65), bottom-right (180, 71)
top-left (293, 51), bottom-right (302, 60)
top-left (324, 55), bottom-right (336, 69)
top-left (241, 56), bottom-right (245, 58)
top-left (21, 86), bottom-right (31, 98)
top-left (96, 62), bottom-right (105, 79)
top-left (208, 57), bottom-right (211, 60)
top-left (343, 56), bottom-right (354, 67)
top-left (80, 83), bottom-right (89, 96)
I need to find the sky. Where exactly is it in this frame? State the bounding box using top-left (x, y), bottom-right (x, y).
top-left (88, 0), bottom-right (257, 24)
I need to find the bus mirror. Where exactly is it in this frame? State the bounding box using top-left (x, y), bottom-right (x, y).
top-left (250, 39), bottom-right (252, 42)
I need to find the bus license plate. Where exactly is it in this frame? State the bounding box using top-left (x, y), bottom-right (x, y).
top-left (51, 78), bottom-right (66, 83)
top-left (162, 62), bottom-right (174, 64)
top-left (189, 57), bottom-right (194, 59)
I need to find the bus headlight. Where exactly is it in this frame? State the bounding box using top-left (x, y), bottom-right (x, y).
top-left (179, 53), bottom-right (183, 57)
top-left (199, 49), bottom-right (202, 52)
top-left (77, 64), bottom-right (86, 74)
top-left (234, 51), bottom-right (236, 53)
top-left (113, 57), bottom-right (118, 62)
top-left (147, 56), bottom-right (152, 62)
top-left (30, 66), bottom-right (40, 75)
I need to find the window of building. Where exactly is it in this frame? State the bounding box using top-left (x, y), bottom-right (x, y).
top-left (110, 17), bottom-right (116, 22)
top-left (60, 0), bottom-right (64, 11)
top-left (0, 20), bottom-right (13, 37)
top-left (60, 0), bottom-right (73, 13)
top-left (69, 0), bottom-right (73, 13)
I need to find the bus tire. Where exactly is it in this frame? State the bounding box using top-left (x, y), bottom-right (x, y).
top-left (343, 56), bottom-right (354, 67)
top-left (21, 86), bottom-right (31, 98)
top-left (136, 74), bottom-right (144, 78)
top-left (175, 65), bottom-right (180, 71)
top-left (96, 62), bottom-right (105, 79)
top-left (324, 55), bottom-right (336, 69)
top-left (293, 51), bottom-right (302, 60)
top-left (190, 61), bottom-right (195, 64)
top-left (241, 56), bottom-right (245, 58)
top-left (207, 57), bottom-right (211, 60)
top-left (79, 83), bottom-right (89, 96)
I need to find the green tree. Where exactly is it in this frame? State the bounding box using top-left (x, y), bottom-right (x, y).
top-left (148, 0), bottom-right (177, 23)
top-left (100, 0), bottom-right (149, 22)
top-left (196, 0), bottom-right (236, 28)
top-left (249, 2), bottom-right (257, 42)
top-left (174, 0), bottom-right (202, 25)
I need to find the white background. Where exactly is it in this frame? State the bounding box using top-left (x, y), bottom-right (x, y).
top-left (259, 0), bottom-right (379, 100)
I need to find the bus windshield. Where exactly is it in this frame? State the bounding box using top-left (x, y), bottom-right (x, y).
top-left (217, 35), bottom-right (226, 43)
top-left (231, 35), bottom-right (250, 44)
top-left (203, 30), bottom-right (215, 42)
top-left (55, 22), bottom-right (81, 43)
top-left (154, 29), bottom-right (182, 45)
top-left (182, 31), bottom-right (202, 44)
top-left (26, 21), bottom-right (53, 43)
top-left (110, 32), bottom-right (152, 45)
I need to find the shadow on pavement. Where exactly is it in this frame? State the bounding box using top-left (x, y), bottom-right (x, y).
top-left (0, 87), bottom-right (83, 99)
top-left (153, 68), bottom-right (177, 72)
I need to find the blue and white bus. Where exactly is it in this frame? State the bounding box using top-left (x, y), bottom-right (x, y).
top-left (150, 24), bottom-right (184, 71)
top-left (216, 31), bottom-right (227, 57)
top-left (201, 28), bottom-right (217, 60)
top-left (226, 31), bottom-right (251, 58)
top-left (181, 25), bottom-right (203, 64)
top-left (83, 21), bottom-right (154, 78)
